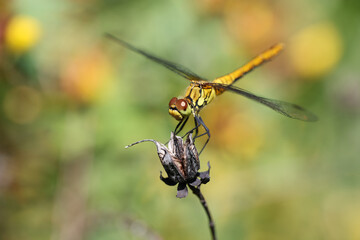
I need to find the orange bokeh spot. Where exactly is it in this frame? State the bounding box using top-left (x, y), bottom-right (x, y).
top-left (225, 1), bottom-right (277, 45)
top-left (60, 48), bottom-right (112, 104)
top-left (204, 101), bottom-right (264, 160)
top-left (197, 0), bottom-right (226, 15)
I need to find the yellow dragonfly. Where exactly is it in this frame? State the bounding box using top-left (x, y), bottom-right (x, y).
top-left (107, 34), bottom-right (317, 152)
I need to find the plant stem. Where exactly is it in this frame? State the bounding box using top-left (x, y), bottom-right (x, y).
top-left (189, 185), bottom-right (216, 240)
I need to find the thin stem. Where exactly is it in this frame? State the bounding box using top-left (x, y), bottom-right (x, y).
top-left (188, 185), bottom-right (216, 240)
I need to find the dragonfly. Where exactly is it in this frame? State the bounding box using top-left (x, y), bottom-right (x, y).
top-left (106, 33), bottom-right (317, 153)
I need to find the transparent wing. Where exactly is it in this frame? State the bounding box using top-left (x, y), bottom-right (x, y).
top-left (209, 83), bottom-right (318, 122)
top-left (106, 33), bottom-right (206, 81)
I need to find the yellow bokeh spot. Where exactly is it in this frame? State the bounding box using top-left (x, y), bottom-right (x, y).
top-left (289, 22), bottom-right (343, 79)
top-left (5, 15), bottom-right (42, 53)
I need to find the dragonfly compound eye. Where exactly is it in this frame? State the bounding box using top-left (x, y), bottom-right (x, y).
top-left (169, 97), bottom-right (178, 108)
top-left (176, 99), bottom-right (188, 111)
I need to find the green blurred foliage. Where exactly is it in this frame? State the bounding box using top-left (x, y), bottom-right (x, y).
top-left (1, 0), bottom-right (360, 239)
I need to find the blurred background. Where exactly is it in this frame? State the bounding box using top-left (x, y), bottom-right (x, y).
top-left (1, 0), bottom-right (359, 239)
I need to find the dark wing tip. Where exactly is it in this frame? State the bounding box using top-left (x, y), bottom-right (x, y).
top-left (291, 112), bottom-right (318, 122)
top-left (289, 104), bottom-right (318, 122)
top-left (298, 112), bottom-right (319, 122)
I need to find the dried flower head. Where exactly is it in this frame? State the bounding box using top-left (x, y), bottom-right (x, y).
top-left (126, 132), bottom-right (210, 198)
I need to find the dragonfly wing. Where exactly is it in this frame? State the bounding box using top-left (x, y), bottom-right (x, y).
top-left (209, 83), bottom-right (318, 122)
top-left (106, 33), bottom-right (206, 81)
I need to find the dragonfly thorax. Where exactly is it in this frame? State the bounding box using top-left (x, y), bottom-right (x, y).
top-left (168, 97), bottom-right (191, 121)
top-left (184, 83), bottom-right (216, 113)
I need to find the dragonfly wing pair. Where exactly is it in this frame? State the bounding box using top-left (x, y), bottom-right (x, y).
top-left (106, 33), bottom-right (317, 153)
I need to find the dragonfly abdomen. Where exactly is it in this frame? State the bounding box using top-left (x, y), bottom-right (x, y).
top-left (212, 43), bottom-right (284, 95)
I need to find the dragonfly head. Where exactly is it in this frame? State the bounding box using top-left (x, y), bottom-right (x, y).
top-left (168, 97), bottom-right (191, 121)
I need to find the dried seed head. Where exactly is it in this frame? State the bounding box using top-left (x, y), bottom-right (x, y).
top-left (126, 132), bottom-right (210, 198)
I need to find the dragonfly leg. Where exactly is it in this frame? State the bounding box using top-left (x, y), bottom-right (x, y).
top-left (181, 116), bottom-right (201, 139)
top-left (194, 115), bottom-right (211, 155)
top-left (175, 115), bottom-right (210, 154)
top-left (164, 116), bottom-right (189, 146)
top-left (193, 116), bottom-right (200, 139)
top-left (175, 116), bottom-right (189, 135)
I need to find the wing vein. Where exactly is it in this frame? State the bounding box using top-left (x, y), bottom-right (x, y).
top-left (208, 83), bottom-right (318, 122)
top-left (106, 33), bottom-right (206, 81)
